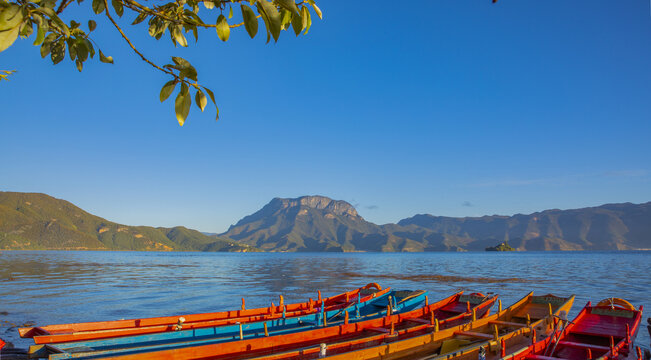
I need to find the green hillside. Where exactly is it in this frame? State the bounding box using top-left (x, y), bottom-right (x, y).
top-left (0, 192), bottom-right (255, 252)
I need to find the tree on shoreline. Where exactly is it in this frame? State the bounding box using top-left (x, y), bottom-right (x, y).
top-left (0, 0), bottom-right (322, 125)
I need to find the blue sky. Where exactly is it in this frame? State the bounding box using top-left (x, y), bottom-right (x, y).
top-left (1, 1), bottom-right (650, 233)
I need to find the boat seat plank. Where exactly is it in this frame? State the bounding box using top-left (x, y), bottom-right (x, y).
top-left (454, 331), bottom-right (493, 340)
top-left (526, 356), bottom-right (568, 360)
top-left (570, 315), bottom-right (628, 338)
top-left (557, 340), bottom-right (610, 351)
top-left (366, 327), bottom-right (390, 334)
top-left (406, 318), bottom-right (431, 325)
top-left (489, 320), bottom-right (527, 328)
top-left (440, 303), bottom-right (470, 313)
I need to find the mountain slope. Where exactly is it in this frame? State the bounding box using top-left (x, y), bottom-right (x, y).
top-left (223, 196), bottom-right (651, 252)
top-left (397, 202), bottom-right (651, 251)
top-left (222, 196), bottom-right (476, 252)
top-left (0, 192), bottom-right (255, 252)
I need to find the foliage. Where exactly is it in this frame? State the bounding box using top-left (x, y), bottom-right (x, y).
top-left (485, 241), bottom-right (515, 251)
top-left (0, 69), bottom-right (15, 80)
top-left (0, 0), bottom-right (322, 125)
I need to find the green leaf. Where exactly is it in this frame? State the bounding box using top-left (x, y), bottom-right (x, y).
top-left (0, 4), bottom-right (22, 31)
top-left (171, 25), bottom-right (187, 47)
top-left (50, 38), bottom-right (65, 64)
top-left (111, 0), bottom-right (123, 16)
top-left (19, 21), bottom-right (33, 37)
top-left (228, 6), bottom-right (233, 19)
top-left (195, 89), bottom-right (207, 112)
top-left (132, 12), bottom-right (147, 25)
top-left (202, 86), bottom-right (219, 121)
top-left (33, 24), bottom-right (45, 45)
top-left (240, 4), bottom-right (257, 39)
top-left (172, 56), bottom-right (191, 69)
top-left (290, 11), bottom-right (302, 35)
top-left (85, 39), bottom-right (95, 58)
top-left (75, 58), bottom-right (83, 72)
top-left (99, 49), bottom-right (113, 63)
top-left (203, 0), bottom-right (214, 9)
top-left (88, 19), bottom-right (96, 31)
top-left (75, 39), bottom-right (88, 61)
top-left (159, 80), bottom-right (176, 102)
top-left (301, 5), bottom-right (311, 34)
top-left (276, 0), bottom-right (298, 16)
top-left (306, 0), bottom-right (321, 19)
top-left (40, 33), bottom-right (56, 57)
top-left (0, 25), bottom-right (19, 52)
top-left (191, 25), bottom-right (198, 42)
top-left (280, 9), bottom-right (291, 30)
top-left (175, 83), bottom-right (191, 126)
top-left (216, 14), bottom-right (229, 41)
top-left (92, 0), bottom-right (105, 14)
top-left (67, 37), bottom-right (76, 60)
top-left (257, 0), bottom-right (280, 42)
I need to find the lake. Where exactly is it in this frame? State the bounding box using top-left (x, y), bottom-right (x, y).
top-left (0, 251), bottom-right (649, 352)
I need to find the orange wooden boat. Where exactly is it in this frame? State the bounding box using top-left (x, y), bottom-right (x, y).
top-left (503, 297), bottom-right (643, 360)
top-left (19, 283), bottom-right (386, 343)
top-left (312, 292), bottom-right (575, 360)
top-left (39, 292), bottom-right (496, 360)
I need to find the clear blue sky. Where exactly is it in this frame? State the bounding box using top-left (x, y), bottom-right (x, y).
top-left (1, 1), bottom-right (650, 233)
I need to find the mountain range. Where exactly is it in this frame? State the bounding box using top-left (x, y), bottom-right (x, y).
top-left (1, 191), bottom-right (649, 251)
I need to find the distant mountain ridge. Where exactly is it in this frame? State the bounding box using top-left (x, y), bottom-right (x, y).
top-left (0, 192), bottom-right (255, 252)
top-left (222, 196), bottom-right (651, 252)
top-left (1, 191), bottom-right (649, 251)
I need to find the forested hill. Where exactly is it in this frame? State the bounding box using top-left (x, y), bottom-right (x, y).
top-left (0, 192), bottom-right (255, 252)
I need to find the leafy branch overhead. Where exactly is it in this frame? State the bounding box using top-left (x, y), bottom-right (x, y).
top-left (0, 0), bottom-right (322, 125)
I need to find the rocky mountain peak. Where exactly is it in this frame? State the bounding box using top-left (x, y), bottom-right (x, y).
top-left (269, 195), bottom-right (359, 218)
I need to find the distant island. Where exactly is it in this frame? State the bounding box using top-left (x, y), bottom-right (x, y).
top-left (485, 242), bottom-right (516, 252)
top-left (1, 191), bottom-right (650, 252)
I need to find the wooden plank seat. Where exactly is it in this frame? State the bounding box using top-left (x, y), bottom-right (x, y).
top-left (556, 340), bottom-right (610, 351)
top-left (440, 303), bottom-right (470, 313)
top-left (526, 355), bottom-right (568, 360)
top-left (367, 327), bottom-right (390, 334)
top-left (454, 331), bottom-right (494, 340)
top-left (489, 320), bottom-right (527, 328)
top-left (406, 318), bottom-right (431, 325)
top-left (569, 314), bottom-right (627, 338)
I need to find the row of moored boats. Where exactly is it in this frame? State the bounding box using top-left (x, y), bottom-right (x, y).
top-left (8, 283), bottom-right (646, 359)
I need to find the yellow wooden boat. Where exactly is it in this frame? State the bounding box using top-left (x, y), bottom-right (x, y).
top-left (320, 292), bottom-right (575, 360)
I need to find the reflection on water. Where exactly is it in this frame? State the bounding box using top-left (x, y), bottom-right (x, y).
top-left (0, 251), bottom-right (649, 350)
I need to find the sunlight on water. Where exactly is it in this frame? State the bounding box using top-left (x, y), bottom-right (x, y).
top-left (0, 251), bottom-right (649, 351)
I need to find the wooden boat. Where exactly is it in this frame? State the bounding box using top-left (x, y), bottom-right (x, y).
top-left (310, 292), bottom-right (574, 360)
top-left (30, 289), bottom-right (430, 359)
top-left (21, 283), bottom-right (387, 344)
top-left (36, 292), bottom-right (496, 360)
top-left (503, 297), bottom-right (643, 360)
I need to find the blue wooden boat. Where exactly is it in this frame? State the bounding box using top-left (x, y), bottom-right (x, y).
top-left (30, 289), bottom-right (428, 359)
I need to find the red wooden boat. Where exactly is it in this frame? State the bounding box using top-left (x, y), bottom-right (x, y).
top-left (504, 297), bottom-right (643, 360)
top-left (69, 292), bottom-right (496, 360)
top-left (19, 283), bottom-right (386, 343)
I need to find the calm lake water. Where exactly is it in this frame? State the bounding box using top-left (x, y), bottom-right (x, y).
top-left (0, 251), bottom-right (649, 351)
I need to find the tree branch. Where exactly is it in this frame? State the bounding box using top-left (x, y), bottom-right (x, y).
top-left (55, 0), bottom-right (75, 14)
top-left (122, 0), bottom-right (261, 29)
top-left (103, 0), bottom-right (177, 79)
